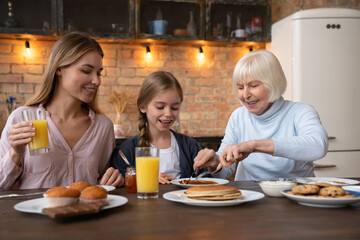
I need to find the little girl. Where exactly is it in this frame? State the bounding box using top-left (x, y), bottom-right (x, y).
top-left (111, 71), bottom-right (207, 184)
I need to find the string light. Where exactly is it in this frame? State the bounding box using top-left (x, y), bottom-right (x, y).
top-left (199, 47), bottom-right (204, 59)
top-left (146, 46), bottom-right (151, 58)
top-left (25, 41), bottom-right (31, 56)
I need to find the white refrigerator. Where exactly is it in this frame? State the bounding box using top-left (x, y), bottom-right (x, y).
top-left (271, 8), bottom-right (360, 177)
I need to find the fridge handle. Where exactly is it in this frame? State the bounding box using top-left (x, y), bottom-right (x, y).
top-left (313, 164), bottom-right (336, 169)
top-left (328, 136), bottom-right (336, 140)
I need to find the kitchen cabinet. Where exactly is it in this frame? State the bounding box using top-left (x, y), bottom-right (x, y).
top-left (0, 0), bottom-right (270, 45)
top-left (314, 152), bottom-right (360, 178)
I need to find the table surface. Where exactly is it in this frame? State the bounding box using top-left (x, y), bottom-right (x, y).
top-left (1, 180), bottom-right (359, 240)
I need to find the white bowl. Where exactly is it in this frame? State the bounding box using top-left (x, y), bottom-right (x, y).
top-left (258, 178), bottom-right (297, 197)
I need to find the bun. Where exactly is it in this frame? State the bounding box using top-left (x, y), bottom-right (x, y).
top-left (69, 181), bottom-right (91, 192)
top-left (45, 187), bottom-right (80, 207)
top-left (184, 185), bottom-right (241, 201)
top-left (80, 186), bottom-right (107, 202)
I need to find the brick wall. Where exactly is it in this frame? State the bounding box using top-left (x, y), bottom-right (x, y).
top-left (0, 39), bottom-right (263, 137)
top-left (272, 0), bottom-right (360, 23)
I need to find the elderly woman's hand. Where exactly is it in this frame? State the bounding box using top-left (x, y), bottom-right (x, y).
top-left (193, 148), bottom-right (220, 171)
top-left (8, 121), bottom-right (35, 165)
top-left (219, 140), bottom-right (275, 168)
top-left (100, 167), bottom-right (124, 187)
top-left (219, 141), bottom-right (254, 168)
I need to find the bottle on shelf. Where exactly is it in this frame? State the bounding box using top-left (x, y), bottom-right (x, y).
top-left (187, 11), bottom-right (197, 37)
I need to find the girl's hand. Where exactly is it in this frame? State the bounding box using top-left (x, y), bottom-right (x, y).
top-left (159, 173), bottom-right (175, 184)
top-left (8, 121), bottom-right (35, 165)
top-left (193, 148), bottom-right (219, 171)
top-left (100, 167), bottom-right (124, 187)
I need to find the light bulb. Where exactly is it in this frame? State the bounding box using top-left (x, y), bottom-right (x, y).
top-left (146, 46), bottom-right (151, 58)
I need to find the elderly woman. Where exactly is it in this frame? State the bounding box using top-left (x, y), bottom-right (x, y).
top-left (194, 50), bottom-right (328, 180)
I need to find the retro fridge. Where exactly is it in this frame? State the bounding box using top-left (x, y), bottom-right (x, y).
top-left (271, 8), bottom-right (360, 177)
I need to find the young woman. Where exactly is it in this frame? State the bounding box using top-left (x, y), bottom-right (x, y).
top-left (111, 71), bottom-right (207, 184)
top-left (194, 50), bottom-right (328, 180)
top-left (0, 32), bottom-right (123, 190)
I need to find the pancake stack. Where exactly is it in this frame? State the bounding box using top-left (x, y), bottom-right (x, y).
top-left (184, 185), bottom-right (242, 201)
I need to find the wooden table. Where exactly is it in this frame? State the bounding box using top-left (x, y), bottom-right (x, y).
top-left (1, 181), bottom-right (359, 240)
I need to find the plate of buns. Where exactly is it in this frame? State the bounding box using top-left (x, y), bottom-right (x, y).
top-left (281, 184), bottom-right (360, 208)
top-left (14, 181), bottom-right (126, 218)
top-left (171, 178), bottom-right (229, 188)
top-left (163, 185), bottom-right (264, 207)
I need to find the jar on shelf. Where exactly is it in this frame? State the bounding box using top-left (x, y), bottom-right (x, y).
top-left (125, 167), bottom-right (137, 193)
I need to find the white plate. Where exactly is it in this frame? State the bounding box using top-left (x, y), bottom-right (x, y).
top-left (163, 189), bottom-right (264, 207)
top-left (281, 189), bottom-right (360, 208)
top-left (342, 186), bottom-right (360, 192)
top-left (14, 194), bottom-right (127, 214)
top-left (296, 177), bottom-right (359, 186)
top-left (171, 178), bottom-right (229, 189)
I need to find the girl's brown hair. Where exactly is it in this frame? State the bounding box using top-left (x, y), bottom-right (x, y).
top-left (137, 71), bottom-right (183, 147)
top-left (25, 32), bottom-right (104, 112)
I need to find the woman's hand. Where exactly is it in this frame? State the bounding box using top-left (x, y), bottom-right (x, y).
top-left (8, 121), bottom-right (35, 165)
top-left (193, 148), bottom-right (220, 171)
top-left (219, 140), bottom-right (275, 168)
top-left (100, 167), bottom-right (124, 187)
top-left (159, 173), bottom-right (176, 184)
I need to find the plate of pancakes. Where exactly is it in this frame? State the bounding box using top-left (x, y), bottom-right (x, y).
top-left (171, 178), bottom-right (229, 188)
top-left (163, 185), bottom-right (264, 207)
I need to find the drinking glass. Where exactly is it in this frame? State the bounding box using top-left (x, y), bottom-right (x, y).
top-left (22, 109), bottom-right (50, 155)
top-left (135, 147), bottom-right (160, 199)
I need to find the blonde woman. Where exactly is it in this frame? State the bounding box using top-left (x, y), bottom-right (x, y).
top-left (0, 32), bottom-right (123, 190)
top-left (111, 71), bottom-right (208, 184)
top-left (194, 50), bottom-right (328, 180)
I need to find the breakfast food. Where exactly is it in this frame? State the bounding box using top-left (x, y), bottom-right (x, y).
top-left (178, 180), bottom-right (217, 185)
top-left (80, 185), bottom-right (108, 202)
top-left (319, 186), bottom-right (346, 197)
top-left (291, 184), bottom-right (320, 195)
top-left (184, 185), bottom-right (242, 201)
top-left (45, 186), bottom-right (81, 207)
top-left (42, 200), bottom-right (109, 219)
top-left (287, 184), bottom-right (357, 198)
top-left (69, 181), bottom-right (91, 192)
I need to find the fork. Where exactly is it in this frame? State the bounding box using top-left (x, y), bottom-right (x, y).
top-left (192, 168), bottom-right (221, 183)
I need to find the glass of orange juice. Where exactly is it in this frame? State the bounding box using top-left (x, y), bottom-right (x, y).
top-left (22, 109), bottom-right (50, 156)
top-left (135, 147), bottom-right (160, 199)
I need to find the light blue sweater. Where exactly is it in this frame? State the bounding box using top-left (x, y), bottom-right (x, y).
top-left (213, 97), bottom-right (328, 181)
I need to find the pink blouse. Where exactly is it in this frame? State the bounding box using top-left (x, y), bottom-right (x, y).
top-left (0, 105), bottom-right (115, 190)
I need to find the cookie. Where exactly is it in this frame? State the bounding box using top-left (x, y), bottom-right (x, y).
top-left (315, 182), bottom-right (332, 188)
top-left (291, 184), bottom-right (320, 195)
top-left (318, 186), bottom-right (346, 197)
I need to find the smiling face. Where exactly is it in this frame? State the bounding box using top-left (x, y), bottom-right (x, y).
top-left (140, 88), bottom-right (181, 134)
top-left (56, 50), bottom-right (103, 104)
top-left (237, 75), bottom-right (273, 115)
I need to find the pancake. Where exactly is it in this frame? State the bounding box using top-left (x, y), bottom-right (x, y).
top-left (184, 185), bottom-right (242, 201)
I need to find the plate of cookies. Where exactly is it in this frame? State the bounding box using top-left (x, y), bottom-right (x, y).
top-left (281, 184), bottom-right (360, 208)
top-left (163, 185), bottom-right (264, 207)
top-left (296, 177), bottom-right (359, 186)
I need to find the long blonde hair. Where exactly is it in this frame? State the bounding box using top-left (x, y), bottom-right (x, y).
top-left (137, 71), bottom-right (183, 147)
top-left (25, 32), bottom-right (104, 112)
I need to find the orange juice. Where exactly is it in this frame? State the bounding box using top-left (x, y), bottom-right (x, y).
top-left (29, 120), bottom-right (50, 151)
top-left (136, 156), bottom-right (159, 193)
